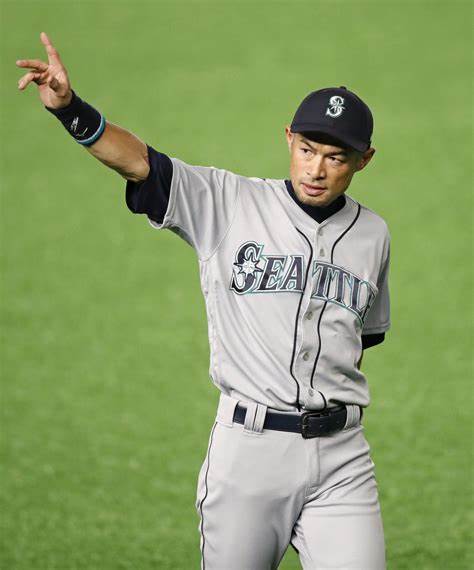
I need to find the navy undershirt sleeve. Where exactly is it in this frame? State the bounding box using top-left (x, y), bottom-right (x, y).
top-left (125, 144), bottom-right (173, 224)
top-left (361, 333), bottom-right (385, 349)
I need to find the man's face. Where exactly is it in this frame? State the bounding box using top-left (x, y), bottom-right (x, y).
top-left (285, 127), bottom-right (375, 207)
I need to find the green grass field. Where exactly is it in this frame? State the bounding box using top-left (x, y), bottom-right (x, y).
top-left (1, 1), bottom-right (472, 568)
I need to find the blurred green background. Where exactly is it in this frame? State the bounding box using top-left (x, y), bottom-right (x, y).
top-left (1, 0), bottom-right (472, 568)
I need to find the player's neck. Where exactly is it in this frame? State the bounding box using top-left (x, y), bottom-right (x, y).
top-left (284, 179), bottom-right (346, 224)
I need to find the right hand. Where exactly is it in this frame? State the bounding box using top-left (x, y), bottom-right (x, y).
top-left (16, 32), bottom-right (73, 109)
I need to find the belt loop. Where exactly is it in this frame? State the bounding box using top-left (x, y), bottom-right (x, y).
top-left (243, 401), bottom-right (267, 433)
top-left (243, 402), bottom-right (258, 432)
top-left (216, 392), bottom-right (239, 427)
top-left (343, 404), bottom-right (361, 430)
top-left (253, 402), bottom-right (267, 433)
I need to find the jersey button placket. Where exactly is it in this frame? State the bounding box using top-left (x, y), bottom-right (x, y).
top-left (316, 225), bottom-right (326, 259)
top-left (297, 232), bottom-right (319, 388)
top-left (302, 225), bottom-right (325, 404)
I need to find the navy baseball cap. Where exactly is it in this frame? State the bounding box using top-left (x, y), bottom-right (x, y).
top-left (290, 86), bottom-right (373, 152)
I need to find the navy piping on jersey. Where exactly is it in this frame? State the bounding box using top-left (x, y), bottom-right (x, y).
top-left (330, 204), bottom-right (362, 263)
top-left (290, 228), bottom-right (313, 412)
top-left (290, 543), bottom-right (300, 555)
top-left (310, 204), bottom-right (362, 388)
top-left (199, 421), bottom-right (217, 569)
top-left (317, 390), bottom-right (328, 407)
top-left (311, 307), bottom-right (327, 389)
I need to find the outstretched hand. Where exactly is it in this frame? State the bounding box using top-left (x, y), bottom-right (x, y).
top-left (16, 32), bottom-right (72, 109)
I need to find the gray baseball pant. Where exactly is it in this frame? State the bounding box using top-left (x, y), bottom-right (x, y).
top-left (195, 393), bottom-right (386, 569)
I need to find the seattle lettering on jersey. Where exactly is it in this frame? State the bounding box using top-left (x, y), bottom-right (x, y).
top-left (311, 261), bottom-right (377, 323)
top-left (230, 241), bottom-right (304, 294)
top-left (230, 241), bottom-right (377, 325)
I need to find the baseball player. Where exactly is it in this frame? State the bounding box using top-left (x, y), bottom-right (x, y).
top-left (17, 32), bottom-right (390, 570)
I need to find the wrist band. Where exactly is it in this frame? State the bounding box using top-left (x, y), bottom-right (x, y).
top-left (45, 90), bottom-right (106, 147)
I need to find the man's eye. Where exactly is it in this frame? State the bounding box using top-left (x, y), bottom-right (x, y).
top-left (329, 156), bottom-right (342, 163)
top-left (301, 148), bottom-right (311, 154)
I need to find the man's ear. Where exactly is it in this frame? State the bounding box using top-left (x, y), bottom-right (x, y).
top-left (285, 125), bottom-right (294, 152)
top-left (354, 147), bottom-right (376, 172)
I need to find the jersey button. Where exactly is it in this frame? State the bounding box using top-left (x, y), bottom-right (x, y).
top-left (308, 388), bottom-right (315, 396)
top-left (302, 352), bottom-right (310, 361)
top-left (319, 248), bottom-right (325, 257)
top-left (306, 311), bottom-right (313, 320)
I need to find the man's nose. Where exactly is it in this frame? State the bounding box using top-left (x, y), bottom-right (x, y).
top-left (307, 156), bottom-right (326, 180)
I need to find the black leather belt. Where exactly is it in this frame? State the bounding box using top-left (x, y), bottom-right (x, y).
top-left (233, 403), bottom-right (363, 438)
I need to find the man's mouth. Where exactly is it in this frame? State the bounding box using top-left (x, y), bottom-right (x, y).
top-left (301, 183), bottom-right (327, 197)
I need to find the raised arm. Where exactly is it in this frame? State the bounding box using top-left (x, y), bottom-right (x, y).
top-left (16, 32), bottom-right (149, 183)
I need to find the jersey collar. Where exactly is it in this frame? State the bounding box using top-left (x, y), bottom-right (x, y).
top-left (284, 179), bottom-right (347, 224)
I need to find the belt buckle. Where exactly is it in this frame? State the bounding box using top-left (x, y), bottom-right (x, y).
top-left (301, 409), bottom-right (332, 439)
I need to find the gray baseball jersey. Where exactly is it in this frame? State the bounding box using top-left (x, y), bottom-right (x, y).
top-left (137, 154), bottom-right (391, 413)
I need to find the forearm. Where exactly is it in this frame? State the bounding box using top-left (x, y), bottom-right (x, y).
top-left (44, 90), bottom-right (150, 183)
top-left (16, 34), bottom-right (150, 184)
top-left (85, 121), bottom-right (149, 183)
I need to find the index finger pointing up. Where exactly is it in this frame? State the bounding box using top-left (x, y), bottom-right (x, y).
top-left (40, 32), bottom-right (62, 65)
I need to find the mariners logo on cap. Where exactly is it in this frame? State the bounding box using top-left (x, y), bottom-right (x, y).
top-left (325, 96), bottom-right (345, 118)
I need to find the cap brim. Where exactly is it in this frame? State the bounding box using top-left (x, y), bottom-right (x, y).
top-left (290, 123), bottom-right (369, 152)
